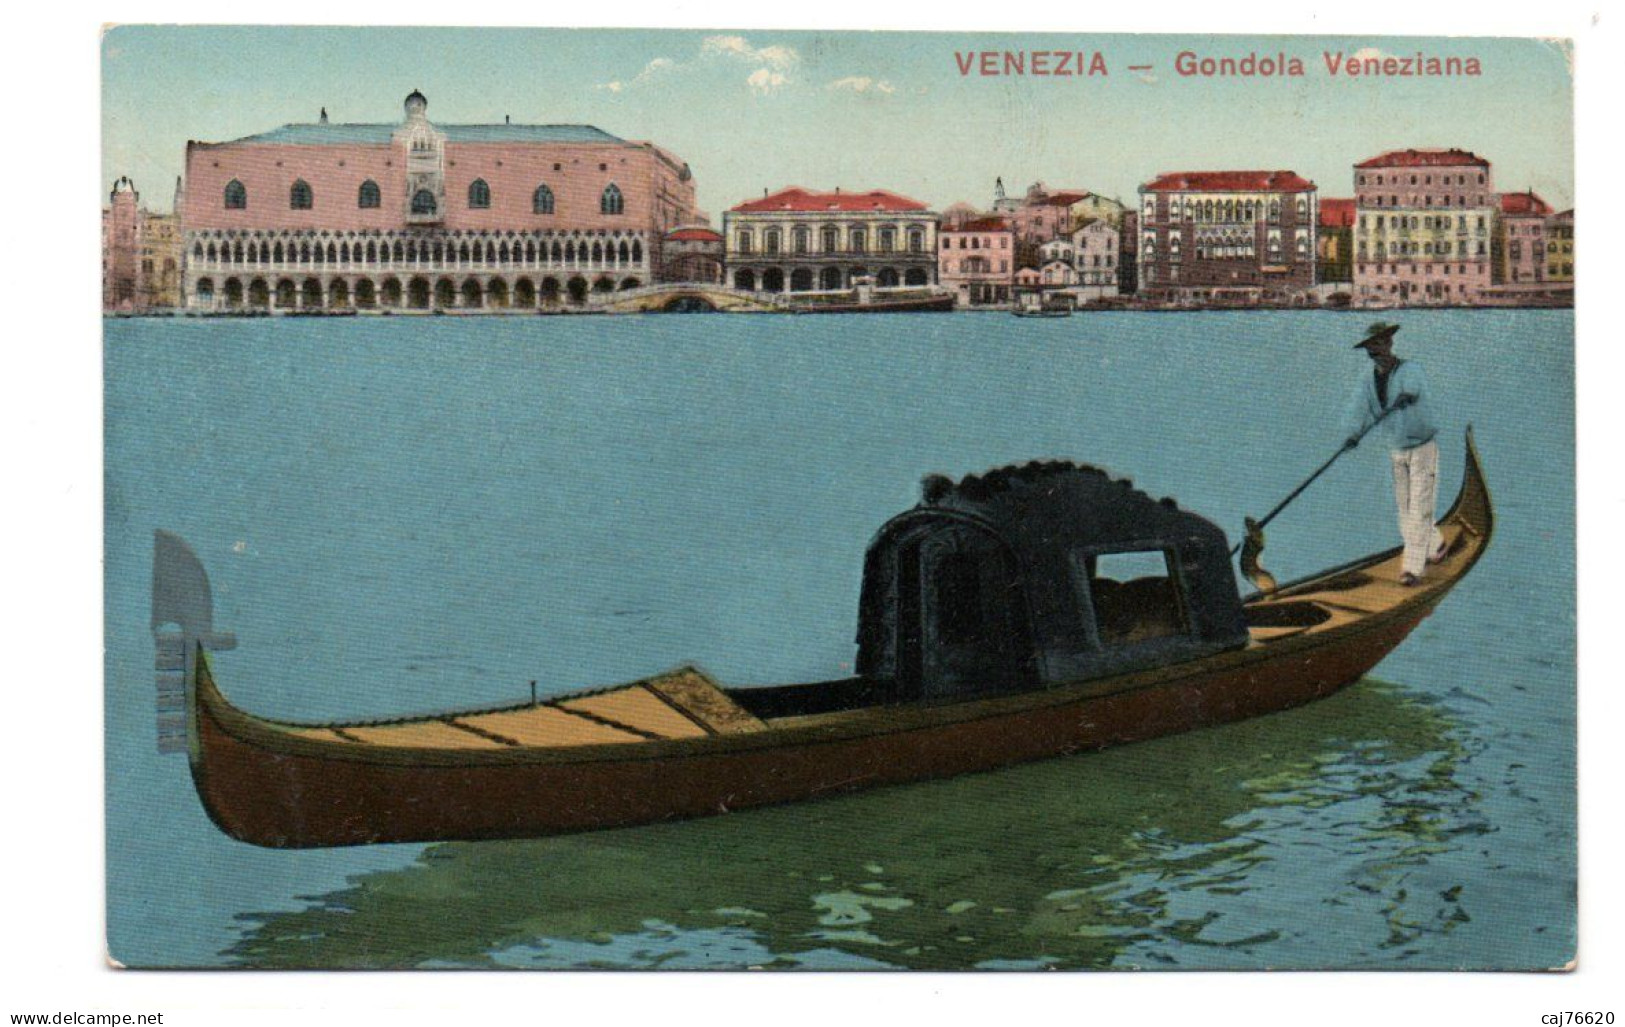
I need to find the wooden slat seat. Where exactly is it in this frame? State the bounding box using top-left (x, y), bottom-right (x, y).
top-left (457, 706), bottom-right (645, 747)
top-left (644, 668), bottom-right (768, 735)
top-left (560, 685), bottom-right (709, 740)
top-left (341, 720), bottom-right (508, 749)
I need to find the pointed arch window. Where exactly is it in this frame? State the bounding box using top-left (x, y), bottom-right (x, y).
top-left (600, 183), bottom-right (624, 215)
top-left (468, 179), bottom-right (491, 209)
top-left (224, 180), bottom-right (247, 210)
top-left (290, 180), bottom-right (313, 210)
top-left (358, 180), bottom-right (381, 209)
top-left (533, 184), bottom-right (555, 215)
top-left (411, 190), bottom-right (437, 215)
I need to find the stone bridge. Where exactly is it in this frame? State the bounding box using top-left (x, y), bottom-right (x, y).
top-left (590, 283), bottom-right (788, 313)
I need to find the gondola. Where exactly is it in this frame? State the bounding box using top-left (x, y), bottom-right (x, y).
top-left (176, 430), bottom-right (1492, 848)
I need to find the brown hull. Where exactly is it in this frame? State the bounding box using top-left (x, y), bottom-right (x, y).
top-left (188, 432), bottom-right (1491, 848)
top-left (791, 295), bottom-right (955, 313)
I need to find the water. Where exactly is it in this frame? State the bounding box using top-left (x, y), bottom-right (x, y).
top-left (104, 310), bottom-right (1575, 969)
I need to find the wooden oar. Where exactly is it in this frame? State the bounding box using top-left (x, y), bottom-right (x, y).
top-left (1233, 403), bottom-right (1402, 592)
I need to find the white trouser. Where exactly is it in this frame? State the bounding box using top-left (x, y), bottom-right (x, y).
top-left (1391, 438), bottom-right (1444, 577)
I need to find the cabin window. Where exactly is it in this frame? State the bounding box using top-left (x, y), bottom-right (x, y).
top-left (1075, 548), bottom-right (1188, 646)
top-left (931, 551), bottom-right (986, 646)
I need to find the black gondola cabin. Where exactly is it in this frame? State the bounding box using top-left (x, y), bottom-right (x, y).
top-left (856, 461), bottom-right (1251, 701)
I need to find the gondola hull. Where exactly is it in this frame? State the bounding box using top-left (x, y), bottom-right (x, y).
top-left (186, 432), bottom-right (1492, 848)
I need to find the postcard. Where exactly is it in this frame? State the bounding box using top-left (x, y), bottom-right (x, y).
top-left (103, 25), bottom-right (1575, 970)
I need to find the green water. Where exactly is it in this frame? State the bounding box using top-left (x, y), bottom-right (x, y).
top-left (226, 681), bottom-right (1471, 969)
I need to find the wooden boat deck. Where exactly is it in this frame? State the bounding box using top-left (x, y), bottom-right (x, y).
top-left (278, 667), bottom-right (767, 751)
top-left (1244, 520), bottom-right (1476, 645)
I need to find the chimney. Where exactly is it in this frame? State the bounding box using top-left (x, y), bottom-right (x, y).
top-left (319, 107), bottom-right (328, 124)
top-left (505, 114), bottom-right (511, 124)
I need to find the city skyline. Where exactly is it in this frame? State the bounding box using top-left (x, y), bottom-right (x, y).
top-left (102, 27), bottom-right (1574, 218)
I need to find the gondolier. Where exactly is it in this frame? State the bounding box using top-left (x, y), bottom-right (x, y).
top-left (1343, 322), bottom-right (1447, 587)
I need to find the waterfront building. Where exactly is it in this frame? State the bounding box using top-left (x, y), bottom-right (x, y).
top-left (1038, 240), bottom-right (1078, 288)
top-left (1352, 148), bottom-right (1494, 306)
top-left (1070, 219), bottom-right (1120, 293)
top-left (1317, 197), bottom-right (1356, 286)
top-left (1493, 190), bottom-right (1553, 286)
top-left (723, 187), bottom-right (937, 293)
top-left (660, 225), bottom-right (725, 284)
top-left (1007, 181), bottom-right (1128, 242)
top-left (938, 217), bottom-right (1015, 307)
top-left (1117, 210), bottom-right (1139, 295)
top-left (179, 91), bottom-right (699, 311)
top-left (1137, 170), bottom-right (1318, 302)
top-left (103, 177), bottom-right (183, 311)
top-left (1025, 222), bottom-right (1121, 305)
top-left (939, 201), bottom-right (983, 230)
top-left (1546, 209), bottom-right (1574, 284)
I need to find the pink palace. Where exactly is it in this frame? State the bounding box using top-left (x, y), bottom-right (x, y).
top-left (180, 90), bottom-right (701, 310)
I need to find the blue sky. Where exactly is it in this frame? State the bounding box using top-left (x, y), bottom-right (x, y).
top-left (101, 27), bottom-right (1574, 217)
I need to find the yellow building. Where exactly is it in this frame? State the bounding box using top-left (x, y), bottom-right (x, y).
top-left (139, 209), bottom-right (184, 308)
top-left (1545, 209), bottom-right (1574, 283)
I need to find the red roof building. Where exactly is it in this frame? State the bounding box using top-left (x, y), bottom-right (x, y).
top-left (1318, 197), bottom-right (1357, 228)
top-left (945, 217), bottom-right (1013, 234)
top-left (722, 186), bottom-right (939, 294)
top-left (1007, 187), bottom-right (1128, 243)
top-left (729, 187), bottom-right (928, 214)
top-left (1499, 190), bottom-right (1553, 217)
top-left (1315, 198), bottom-right (1357, 285)
top-left (1135, 169), bottom-right (1319, 301)
top-left (1352, 146), bottom-right (1497, 305)
top-left (1037, 191), bottom-right (1093, 207)
top-left (1494, 190), bottom-right (1554, 287)
top-left (660, 225), bottom-right (724, 284)
top-left (1142, 171), bottom-right (1316, 194)
top-left (1355, 147), bottom-right (1490, 169)
top-left (664, 226), bottom-right (724, 243)
top-left (939, 217), bottom-right (1015, 307)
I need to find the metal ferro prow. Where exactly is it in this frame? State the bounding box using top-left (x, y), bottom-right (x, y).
top-left (152, 531), bottom-right (236, 754)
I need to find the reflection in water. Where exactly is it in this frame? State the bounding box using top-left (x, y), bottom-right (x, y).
top-left (229, 679), bottom-right (1479, 969)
